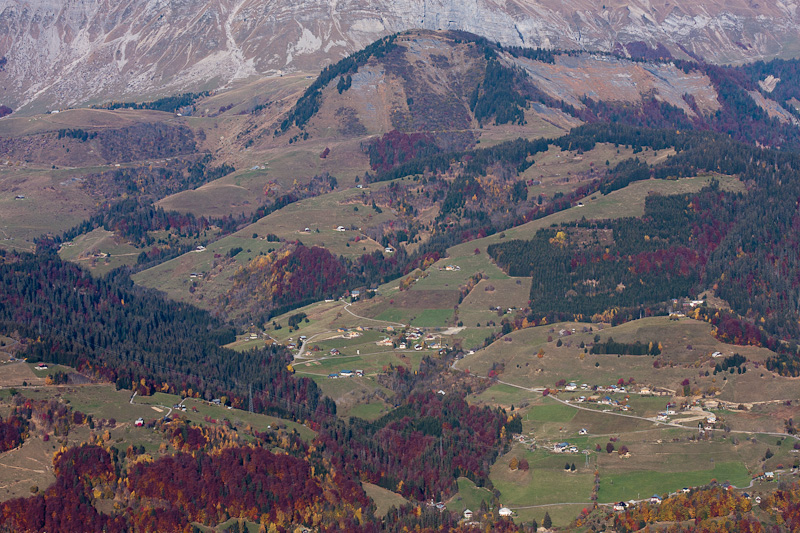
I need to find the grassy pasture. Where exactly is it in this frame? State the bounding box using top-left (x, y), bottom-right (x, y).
top-left (296, 350), bottom-right (425, 377)
top-left (0, 108), bottom-right (176, 138)
top-left (491, 446), bottom-right (595, 506)
top-left (137, 186), bottom-right (395, 306)
top-left (307, 374), bottom-right (395, 415)
top-left (16, 385), bottom-right (315, 442)
top-left (455, 317), bottom-right (781, 404)
top-left (363, 482), bottom-right (409, 517)
top-left (0, 436), bottom-right (58, 501)
top-left (367, 289), bottom-right (460, 327)
top-left (445, 477), bottom-right (494, 514)
top-left (0, 166), bottom-right (97, 251)
top-left (460, 278), bottom-right (533, 312)
top-left (158, 138), bottom-right (372, 218)
top-left (521, 143), bottom-right (675, 200)
top-left (344, 401), bottom-right (391, 421)
top-left (511, 504), bottom-right (589, 528)
top-left (0, 362), bottom-right (45, 387)
top-left (597, 461), bottom-right (750, 502)
top-left (411, 254), bottom-right (510, 292)
top-left (58, 228), bottom-right (143, 275)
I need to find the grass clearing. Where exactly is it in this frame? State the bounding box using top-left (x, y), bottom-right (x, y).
top-left (363, 483), bottom-right (409, 516)
top-left (308, 375), bottom-right (395, 416)
top-left (445, 477), bottom-right (494, 514)
top-left (344, 401), bottom-right (391, 421)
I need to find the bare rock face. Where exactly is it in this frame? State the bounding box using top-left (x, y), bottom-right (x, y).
top-left (1, 0), bottom-right (799, 113)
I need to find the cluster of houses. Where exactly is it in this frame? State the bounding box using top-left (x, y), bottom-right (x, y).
top-left (374, 328), bottom-right (444, 351)
top-left (425, 500), bottom-right (447, 512)
top-left (563, 382), bottom-right (630, 394)
top-left (328, 369), bottom-right (364, 379)
top-left (553, 442), bottom-right (581, 454)
top-left (611, 485), bottom-right (768, 513)
top-left (567, 393), bottom-right (630, 412)
top-left (461, 508), bottom-right (513, 521)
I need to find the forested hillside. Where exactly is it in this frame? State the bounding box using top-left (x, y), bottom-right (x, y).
top-left (0, 250), bottom-right (334, 423)
top-left (486, 123), bottom-right (800, 373)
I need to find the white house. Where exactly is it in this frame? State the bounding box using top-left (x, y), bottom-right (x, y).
top-left (498, 507), bottom-right (513, 517)
top-left (463, 509), bottom-right (473, 520)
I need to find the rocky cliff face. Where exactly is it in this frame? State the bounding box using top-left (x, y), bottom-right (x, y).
top-left (1, 0), bottom-right (799, 113)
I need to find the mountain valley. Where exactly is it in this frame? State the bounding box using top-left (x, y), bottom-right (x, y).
top-left (4, 22), bottom-right (800, 532)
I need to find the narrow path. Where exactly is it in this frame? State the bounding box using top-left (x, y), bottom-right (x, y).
top-left (129, 390), bottom-right (187, 419)
top-left (295, 330), bottom-right (333, 359)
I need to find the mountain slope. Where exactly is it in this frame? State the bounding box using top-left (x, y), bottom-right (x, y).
top-left (2, 0), bottom-right (800, 113)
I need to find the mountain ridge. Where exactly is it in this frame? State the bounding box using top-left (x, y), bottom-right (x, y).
top-left (2, 0), bottom-right (800, 113)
